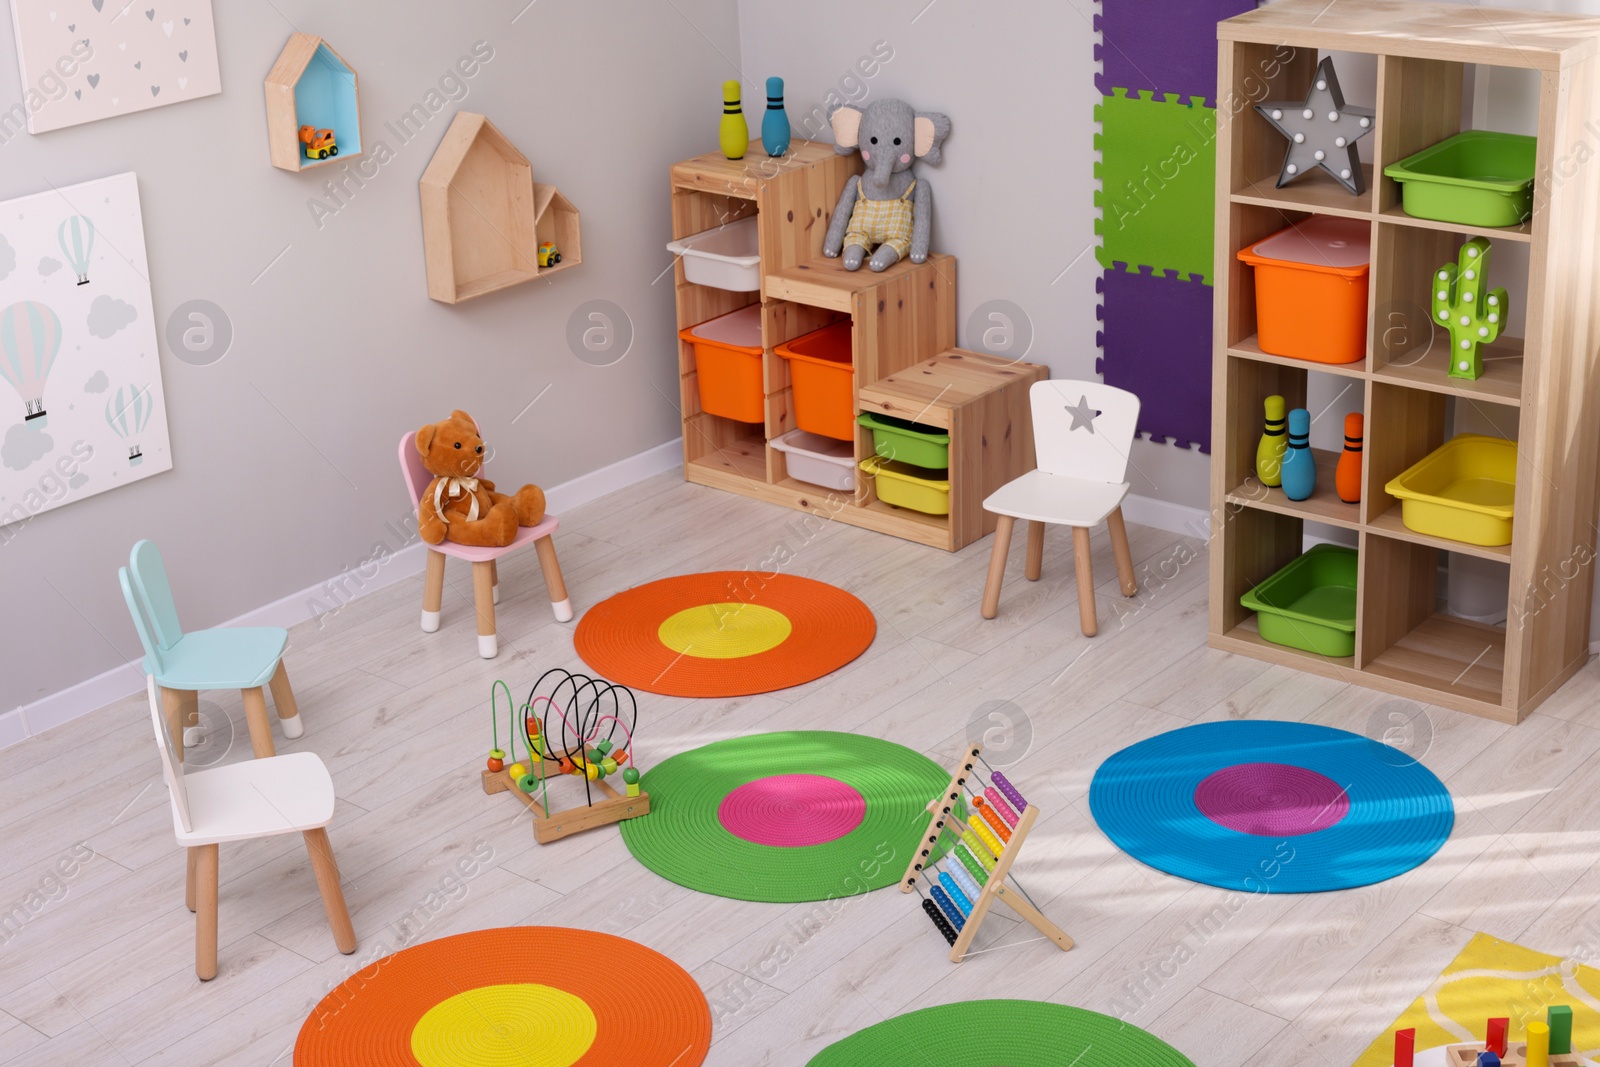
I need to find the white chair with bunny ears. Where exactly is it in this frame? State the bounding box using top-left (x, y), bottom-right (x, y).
top-left (980, 380), bottom-right (1141, 636)
top-left (146, 676), bottom-right (356, 980)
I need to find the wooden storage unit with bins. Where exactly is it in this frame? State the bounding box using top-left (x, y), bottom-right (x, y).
top-left (670, 142), bottom-right (1044, 550)
top-left (1209, 0), bottom-right (1600, 722)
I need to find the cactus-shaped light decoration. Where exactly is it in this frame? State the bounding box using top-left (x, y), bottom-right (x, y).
top-left (1433, 237), bottom-right (1508, 381)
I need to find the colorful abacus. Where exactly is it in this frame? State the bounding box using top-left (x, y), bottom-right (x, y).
top-left (902, 744), bottom-right (1074, 963)
top-left (481, 671), bottom-right (650, 845)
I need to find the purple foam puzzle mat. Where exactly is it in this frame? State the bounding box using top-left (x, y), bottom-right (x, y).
top-left (1095, 0), bottom-right (1260, 108)
top-left (1096, 267), bottom-right (1213, 453)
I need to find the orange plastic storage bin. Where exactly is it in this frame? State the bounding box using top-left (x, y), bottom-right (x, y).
top-left (776, 321), bottom-right (855, 441)
top-left (1237, 216), bottom-right (1370, 365)
top-left (679, 305), bottom-right (764, 423)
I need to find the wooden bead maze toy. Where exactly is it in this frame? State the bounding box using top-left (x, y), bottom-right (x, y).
top-left (902, 743), bottom-right (1074, 963)
top-left (482, 670), bottom-right (649, 844)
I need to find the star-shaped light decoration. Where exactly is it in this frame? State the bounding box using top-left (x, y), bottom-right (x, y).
top-left (1066, 395), bottom-right (1098, 434)
top-left (1255, 57), bottom-right (1375, 196)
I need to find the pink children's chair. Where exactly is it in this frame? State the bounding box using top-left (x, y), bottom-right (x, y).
top-left (398, 431), bottom-right (572, 659)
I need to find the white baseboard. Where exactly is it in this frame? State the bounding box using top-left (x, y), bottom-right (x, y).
top-left (1121, 493), bottom-right (1209, 540)
top-left (6, 439), bottom-right (684, 749)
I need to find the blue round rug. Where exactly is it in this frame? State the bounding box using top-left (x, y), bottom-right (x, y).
top-left (1089, 720), bottom-right (1453, 893)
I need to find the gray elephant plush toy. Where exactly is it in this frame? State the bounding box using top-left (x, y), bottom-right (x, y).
top-left (822, 98), bottom-right (951, 272)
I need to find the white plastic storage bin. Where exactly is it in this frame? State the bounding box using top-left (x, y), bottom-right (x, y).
top-left (665, 217), bottom-right (761, 291)
top-left (771, 429), bottom-right (856, 492)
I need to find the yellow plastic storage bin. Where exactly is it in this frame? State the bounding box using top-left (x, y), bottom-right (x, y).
top-left (860, 458), bottom-right (950, 515)
top-left (1384, 434), bottom-right (1516, 547)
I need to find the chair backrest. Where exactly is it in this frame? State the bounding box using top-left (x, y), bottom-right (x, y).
top-left (1029, 380), bottom-right (1141, 485)
top-left (128, 539), bottom-right (184, 651)
top-left (119, 565), bottom-right (165, 675)
top-left (146, 675), bottom-right (193, 833)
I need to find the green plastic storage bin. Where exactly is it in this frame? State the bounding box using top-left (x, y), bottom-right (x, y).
top-left (856, 411), bottom-right (951, 468)
top-left (1239, 544), bottom-right (1358, 658)
top-left (1383, 131), bottom-right (1537, 228)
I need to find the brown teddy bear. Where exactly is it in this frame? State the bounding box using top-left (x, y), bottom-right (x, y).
top-left (415, 410), bottom-right (546, 547)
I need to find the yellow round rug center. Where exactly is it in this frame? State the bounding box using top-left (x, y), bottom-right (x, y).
top-left (657, 602), bottom-right (793, 659)
top-left (410, 983), bottom-right (596, 1067)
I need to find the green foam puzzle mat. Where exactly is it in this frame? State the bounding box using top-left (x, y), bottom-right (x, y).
top-left (1095, 88), bottom-right (1217, 282)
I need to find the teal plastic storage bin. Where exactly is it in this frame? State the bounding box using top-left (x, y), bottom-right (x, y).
top-left (1239, 544), bottom-right (1358, 658)
top-left (856, 411), bottom-right (950, 469)
top-left (1382, 131), bottom-right (1537, 228)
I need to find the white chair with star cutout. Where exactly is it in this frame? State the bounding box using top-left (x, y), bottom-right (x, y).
top-left (979, 379), bottom-right (1140, 636)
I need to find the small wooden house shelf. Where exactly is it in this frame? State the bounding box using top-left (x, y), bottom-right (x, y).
top-left (668, 142), bottom-right (1041, 551)
top-left (420, 112), bottom-right (582, 304)
top-left (264, 33), bottom-right (362, 173)
top-left (1208, 0), bottom-right (1600, 723)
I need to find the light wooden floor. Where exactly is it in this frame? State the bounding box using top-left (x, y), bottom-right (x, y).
top-left (4, 471), bottom-right (1599, 1066)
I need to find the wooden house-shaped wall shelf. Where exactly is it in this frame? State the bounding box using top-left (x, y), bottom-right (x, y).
top-left (419, 111), bottom-right (582, 304)
top-left (264, 33), bottom-right (362, 173)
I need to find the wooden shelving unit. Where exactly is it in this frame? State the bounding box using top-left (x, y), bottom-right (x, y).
top-left (264, 33), bottom-right (362, 173)
top-left (669, 142), bottom-right (1043, 550)
top-left (419, 112), bottom-right (581, 304)
top-left (1209, 0), bottom-right (1600, 722)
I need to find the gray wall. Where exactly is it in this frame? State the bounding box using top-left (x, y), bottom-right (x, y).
top-left (0, 0), bottom-right (739, 709)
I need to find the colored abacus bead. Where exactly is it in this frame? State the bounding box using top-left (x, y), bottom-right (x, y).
top-left (991, 771), bottom-right (1029, 813)
top-left (517, 772), bottom-right (540, 793)
top-left (507, 762), bottom-right (528, 781)
top-left (921, 897), bottom-right (958, 946)
top-left (487, 748), bottom-right (505, 773)
top-left (983, 786), bottom-right (1020, 826)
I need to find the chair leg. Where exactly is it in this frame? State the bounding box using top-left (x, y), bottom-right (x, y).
top-left (303, 828), bottom-right (357, 955)
top-left (241, 687), bottom-right (276, 758)
top-left (194, 843), bottom-right (219, 980)
top-left (268, 662), bottom-right (304, 740)
top-left (186, 847), bottom-right (198, 913)
top-left (421, 549), bottom-right (446, 633)
top-left (1107, 506), bottom-right (1138, 597)
top-left (1025, 521), bottom-right (1046, 582)
top-left (981, 516), bottom-right (1016, 620)
top-left (1072, 526), bottom-right (1098, 638)
top-left (534, 535), bottom-right (574, 623)
top-left (489, 559), bottom-right (499, 605)
top-left (159, 686), bottom-right (197, 762)
top-left (472, 561), bottom-right (498, 659)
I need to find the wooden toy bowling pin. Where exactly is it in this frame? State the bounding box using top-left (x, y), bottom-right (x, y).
top-left (1393, 1028), bottom-right (1415, 1067)
top-left (762, 76), bottom-right (791, 157)
top-left (1256, 394), bottom-right (1287, 487)
top-left (720, 79), bottom-right (749, 160)
top-left (1336, 412), bottom-right (1363, 503)
top-left (1281, 407), bottom-right (1316, 501)
top-left (1526, 1020), bottom-right (1550, 1067)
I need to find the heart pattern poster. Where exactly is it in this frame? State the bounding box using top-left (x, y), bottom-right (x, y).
top-left (0, 172), bottom-right (172, 529)
top-left (6, 0), bottom-right (221, 133)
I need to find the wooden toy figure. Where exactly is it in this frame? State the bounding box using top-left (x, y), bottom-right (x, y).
top-left (1281, 407), bottom-right (1316, 501)
top-left (1257, 394), bottom-right (1287, 487)
top-left (762, 76), bottom-right (790, 157)
top-left (720, 80), bottom-right (749, 160)
top-left (1336, 412), bottom-right (1363, 503)
top-left (1527, 1021), bottom-right (1551, 1067)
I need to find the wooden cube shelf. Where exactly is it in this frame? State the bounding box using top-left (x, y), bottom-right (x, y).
top-left (420, 112), bottom-right (582, 304)
top-left (264, 33), bottom-right (362, 173)
top-left (668, 142), bottom-right (1034, 550)
top-left (1209, 0), bottom-right (1600, 722)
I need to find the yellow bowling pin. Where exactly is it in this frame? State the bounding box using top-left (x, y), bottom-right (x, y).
top-left (1257, 394), bottom-right (1287, 487)
top-left (719, 80), bottom-right (748, 160)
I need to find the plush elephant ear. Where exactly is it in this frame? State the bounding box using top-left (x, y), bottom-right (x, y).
top-left (913, 111), bottom-right (952, 164)
top-left (415, 424), bottom-right (437, 456)
top-left (830, 104), bottom-right (864, 154)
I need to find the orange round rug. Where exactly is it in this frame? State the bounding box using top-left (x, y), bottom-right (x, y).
top-left (574, 572), bottom-right (876, 697)
top-left (294, 927), bottom-right (710, 1067)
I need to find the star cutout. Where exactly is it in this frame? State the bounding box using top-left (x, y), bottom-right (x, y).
top-left (1065, 395), bottom-right (1097, 434)
top-left (1255, 56), bottom-right (1375, 196)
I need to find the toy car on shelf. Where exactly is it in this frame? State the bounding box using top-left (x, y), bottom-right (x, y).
top-left (538, 241), bottom-right (561, 268)
top-left (299, 125), bottom-right (338, 160)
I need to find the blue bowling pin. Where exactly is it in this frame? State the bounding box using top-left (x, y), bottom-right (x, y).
top-left (1280, 407), bottom-right (1316, 501)
top-left (762, 76), bottom-right (791, 157)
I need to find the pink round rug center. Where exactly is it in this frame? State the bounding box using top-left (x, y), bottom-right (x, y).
top-left (1194, 762), bottom-right (1350, 837)
top-left (718, 774), bottom-right (866, 847)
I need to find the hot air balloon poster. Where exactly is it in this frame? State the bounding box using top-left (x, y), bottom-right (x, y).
top-left (0, 171), bottom-right (170, 530)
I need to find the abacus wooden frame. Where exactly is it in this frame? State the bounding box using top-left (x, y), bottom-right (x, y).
top-left (902, 744), bottom-right (1075, 963)
top-left (481, 760), bottom-right (649, 845)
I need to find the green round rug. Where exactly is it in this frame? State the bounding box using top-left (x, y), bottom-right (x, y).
top-left (806, 1000), bottom-right (1197, 1066)
top-left (619, 731), bottom-right (954, 902)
